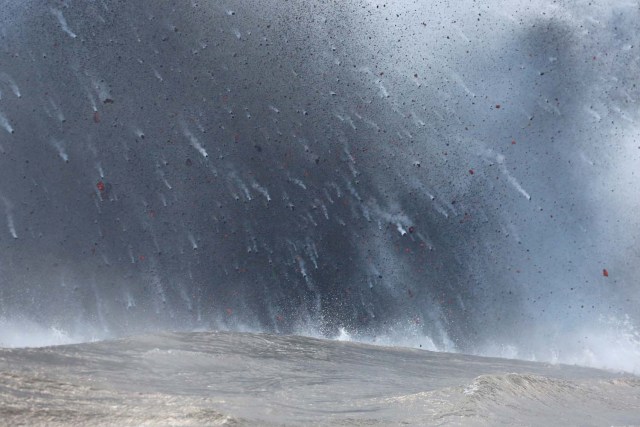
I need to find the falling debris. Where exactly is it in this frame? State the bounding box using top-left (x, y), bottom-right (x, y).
top-left (50, 139), bottom-right (69, 162)
top-left (603, 269), bottom-right (609, 277)
top-left (51, 8), bottom-right (77, 39)
top-left (0, 112), bottom-right (14, 134)
top-left (1, 196), bottom-right (17, 239)
top-left (0, 73), bottom-right (21, 98)
top-left (182, 123), bottom-right (208, 158)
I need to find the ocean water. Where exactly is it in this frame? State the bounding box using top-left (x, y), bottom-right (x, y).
top-left (0, 0), bottom-right (639, 423)
top-left (1, 331), bottom-right (639, 426)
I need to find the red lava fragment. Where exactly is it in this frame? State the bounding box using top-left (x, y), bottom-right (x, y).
top-left (408, 226), bottom-right (415, 233)
top-left (226, 308), bottom-right (233, 316)
top-left (96, 181), bottom-right (105, 192)
top-left (138, 255), bottom-right (145, 261)
top-left (603, 268), bottom-right (609, 277)
top-left (93, 111), bottom-right (100, 123)
top-left (511, 140), bottom-right (517, 145)
top-left (495, 104), bottom-right (501, 109)
top-left (469, 169), bottom-right (475, 175)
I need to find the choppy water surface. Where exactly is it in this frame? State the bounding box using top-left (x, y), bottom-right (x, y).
top-left (0, 331), bottom-right (639, 426)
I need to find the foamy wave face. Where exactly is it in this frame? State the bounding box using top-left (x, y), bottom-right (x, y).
top-left (314, 314), bottom-right (640, 374)
top-left (2, 312), bottom-right (638, 375)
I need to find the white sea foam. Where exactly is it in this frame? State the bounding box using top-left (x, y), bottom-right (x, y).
top-left (478, 315), bottom-right (640, 374)
top-left (0, 318), bottom-right (103, 348)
